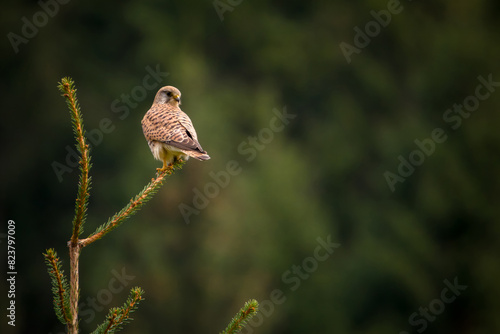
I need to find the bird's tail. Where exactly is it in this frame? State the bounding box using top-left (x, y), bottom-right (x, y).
top-left (187, 150), bottom-right (211, 161)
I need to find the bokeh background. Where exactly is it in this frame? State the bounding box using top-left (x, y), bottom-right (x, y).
top-left (2, 0), bottom-right (500, 333)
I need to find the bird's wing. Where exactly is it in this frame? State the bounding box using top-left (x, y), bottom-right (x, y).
top-left (167, 120), bottom-right (206, 153)
top-left (142, 107), bottom-right (206, 153)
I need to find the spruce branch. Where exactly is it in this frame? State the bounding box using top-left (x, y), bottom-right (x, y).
top-left (47, 78), bottom-right (251, 334)
top-left (68, 243), bottom-right (81, 334)
top-left (43, 249), bottom-right (72, 325)
top-left (57, 77), bottom-right (92, 245)
top-left (80, 160), bottom-right (185, 248)
top-left (220, 299), bottom-right (259, 334)
top-left (90, 287), bottom-right (145, 334)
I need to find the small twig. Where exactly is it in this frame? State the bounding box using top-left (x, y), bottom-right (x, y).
top-left (91, 287), bottom-right (144, 334)
top-left (80, 163), bottom-right (183, 248)
top-left (220, 299), bottom-right (259, 334)
top-left (57, 78), bottom-right (91, 246)
top-left (43, 249), bottom-right (72, 325)
top-left (114, 288), bottom-right (143, 325)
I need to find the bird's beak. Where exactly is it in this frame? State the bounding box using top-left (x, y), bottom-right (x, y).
top-left (173, 95), bottom-right (180, 103)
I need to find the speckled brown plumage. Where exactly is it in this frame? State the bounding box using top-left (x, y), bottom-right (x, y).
top-left (142, 86), bottom-right (210, 169)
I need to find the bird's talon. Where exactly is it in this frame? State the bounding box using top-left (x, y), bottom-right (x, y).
top-left (156, 163), bottom-right (174, 174)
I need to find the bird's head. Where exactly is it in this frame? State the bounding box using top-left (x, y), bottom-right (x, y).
top-left (154, 86), bottom-right (181, 106)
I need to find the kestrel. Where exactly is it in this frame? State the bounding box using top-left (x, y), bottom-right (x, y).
top-left (142, 86), bottom-right (210, 170)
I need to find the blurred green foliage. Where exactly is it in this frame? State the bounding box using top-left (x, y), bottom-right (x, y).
top-left (1, 0), bottom-right (500, 333)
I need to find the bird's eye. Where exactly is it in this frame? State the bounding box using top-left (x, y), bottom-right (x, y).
top-left (167, 91), bottom-right (172, 97)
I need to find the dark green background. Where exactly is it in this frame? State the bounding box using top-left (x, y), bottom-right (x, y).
top-left (1, 0), bottom-right (500, 333)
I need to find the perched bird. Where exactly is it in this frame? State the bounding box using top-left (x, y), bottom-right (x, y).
top-left (142, 86), bottom-right (210, 170)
